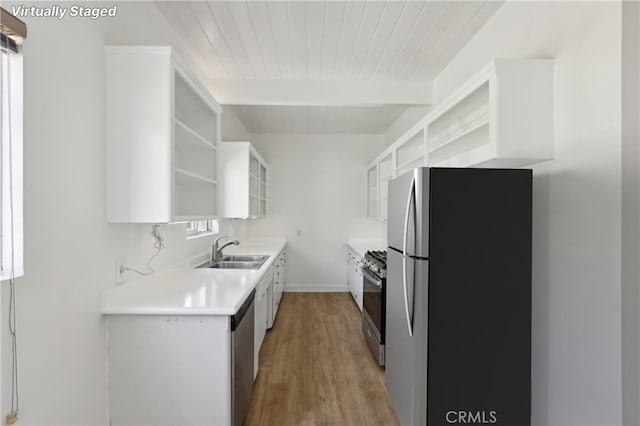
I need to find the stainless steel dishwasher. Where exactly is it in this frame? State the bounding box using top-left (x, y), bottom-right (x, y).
top-left (231, 290), bottom-right (255, 426)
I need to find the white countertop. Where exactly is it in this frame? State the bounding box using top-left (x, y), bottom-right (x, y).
top-left (347, 239), bottom-right (387, 258)
top-left (101, 239), bottom-right (286, 316)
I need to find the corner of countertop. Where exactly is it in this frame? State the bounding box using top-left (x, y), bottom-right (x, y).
top-left (346, 238), bottom-right (387, 258)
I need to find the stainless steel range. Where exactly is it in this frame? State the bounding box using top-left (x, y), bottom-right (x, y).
top-left (362, 250), bottom-right (387, 366)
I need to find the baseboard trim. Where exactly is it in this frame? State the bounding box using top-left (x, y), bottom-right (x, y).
top-left (284, 284), bottom-right (348, 292)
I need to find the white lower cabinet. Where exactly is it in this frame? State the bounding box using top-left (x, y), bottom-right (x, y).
top-left (267, 249), bottom-right (286, 329)
top-left (347, 251), bottom-right (363, 311)
top-left (107, 315), bottom-right (231, 425)
top-left (254, 266), bottom-right (273, 378)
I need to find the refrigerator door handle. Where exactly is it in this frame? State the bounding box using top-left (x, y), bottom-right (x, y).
top-left (402, 175), bottom-right (415, 337)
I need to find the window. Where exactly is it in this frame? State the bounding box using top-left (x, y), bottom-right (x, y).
top-left (0, 31), bottom-right (24, 281)
top-left (186, 219), bottom-right (218, 238)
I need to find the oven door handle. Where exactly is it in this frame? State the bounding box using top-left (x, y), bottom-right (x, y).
top-left (362, 268), bottom-right (382, 287)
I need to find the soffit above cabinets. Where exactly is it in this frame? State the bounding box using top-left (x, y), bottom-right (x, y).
top-left (228, 105), bottom-right (408, 134)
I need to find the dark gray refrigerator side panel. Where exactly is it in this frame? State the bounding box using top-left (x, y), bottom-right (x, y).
top-left (426, 168), bottom-right (532, 426)
top-left (387, 168), bottom-right (429, 258)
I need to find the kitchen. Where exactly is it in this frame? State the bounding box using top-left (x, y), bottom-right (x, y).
top-left (0, 1), bottom-right (637, 426)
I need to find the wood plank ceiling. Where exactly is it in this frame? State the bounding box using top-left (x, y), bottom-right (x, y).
top-left (155, 1), bottom-right (504, 134)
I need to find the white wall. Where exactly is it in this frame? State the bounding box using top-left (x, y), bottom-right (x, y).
top-left (246, 134), bottom-right (385, 291)
top-left (221, 107), bottom-right (250, 141)
top-left (0, 3), bottom-right (238, 424)
top-left (434, 2), bottom-right (622, 424)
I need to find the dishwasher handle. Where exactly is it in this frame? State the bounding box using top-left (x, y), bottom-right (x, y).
top-left (231, 290), bottom-right (256, 331)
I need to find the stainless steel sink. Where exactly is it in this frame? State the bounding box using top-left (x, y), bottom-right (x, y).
top-left (221, 255), bottom-right (269, 263)
top-left (209, 261), bottom-right (263, 269)
top-left (198, 255), bottom-right (269, 270)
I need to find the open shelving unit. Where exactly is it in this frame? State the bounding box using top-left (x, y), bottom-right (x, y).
top-left (396, 129), bottom-right (426, 177)
top-left (426, 59), bottom-right (554, 168)
top-left (248, 153), bottom-right (267, 217)
top-left (106, 46), bottom-right (222, 223)
top-left (218, 142), bottom-right (268, 219)
top-left (365, 58), bottom-right (555, 220)
top-left (366, 165), bottom-right (378, 218)
top-left (173, 71), bottom-right (219, 220)
top-left (378, 154), bottom-right (394, 220)
top-left (259, 163), bottom-right (267, 216)
top-left (427, 81), bottom-right (490, 167)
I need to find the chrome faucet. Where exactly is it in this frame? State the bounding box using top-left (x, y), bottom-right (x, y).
top-left (212, 235), bottom-right (240, 263)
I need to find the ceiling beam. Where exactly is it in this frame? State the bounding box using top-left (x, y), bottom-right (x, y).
top-left (205, 79), bottom-right (432, 106)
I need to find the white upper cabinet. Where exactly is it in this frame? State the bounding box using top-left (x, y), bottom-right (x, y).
top-left (378, 153), bottom-right (394, 221)
top-left (396, 129), bottom-right (427, 176)
top-left (366, 127), bottom-right (427, 220)
top-left (105, 46), bottom-right (222, 223)
top-left (426, 59), bottom-right (554, 168)
top-left (366, 58), bottom-right (554, 219)
top-left (218, 142), bottom-right (268, 218)
top-left (366, 165), bottom-right (378, 218)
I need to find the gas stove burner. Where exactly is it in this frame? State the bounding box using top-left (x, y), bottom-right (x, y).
top-left (368, 250), bottom-right (387, 263)
top-left (363, 250), bottom-right (388, 278)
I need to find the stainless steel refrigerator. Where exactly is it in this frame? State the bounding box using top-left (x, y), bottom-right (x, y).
top-left (385, 167), bottom-right (531, 426)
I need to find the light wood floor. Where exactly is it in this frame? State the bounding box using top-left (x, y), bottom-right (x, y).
top-left (245, 292), bottom-right (399, 426)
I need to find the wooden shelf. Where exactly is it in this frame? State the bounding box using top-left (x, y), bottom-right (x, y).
top-left (396, 155), bottom-right (425, 171)
top-left (172, 215), bottom-right (216, 222)
top-left (430, 144), bottom-right (492, 168)
top-left (429, 110), bottom-right (489, 153)
top-left (175, 168), bottom-right (217, 185)
top-left (175, 118), bottom-right (216, 151)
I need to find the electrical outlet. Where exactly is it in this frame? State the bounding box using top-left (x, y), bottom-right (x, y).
top-left (115, 258), bottom-right (126, 284)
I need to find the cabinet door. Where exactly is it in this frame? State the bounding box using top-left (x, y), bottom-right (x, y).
top-left (274, 266), bottom-right (281, 294)
top-left (266, 279), bottom-right (274, 329)
top-left (348, 255), bottom-right (358, 303)
top-left (347, 254), bottom-right (352, 290)
top-left (254, 290), bottom-right (267, 379)
top-left (280, 253), bottom-right (286, 285)
top-left (356, 267), bottom-right (364, 311)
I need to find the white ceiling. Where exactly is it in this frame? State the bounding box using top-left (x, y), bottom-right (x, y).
top-left (155, 1), bottom-right (503, 134)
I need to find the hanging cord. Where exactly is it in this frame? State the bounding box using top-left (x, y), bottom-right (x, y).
top-left (2, 37), bottom-right (20, 423)
top-left (120, 224), bottom-right (165, 276)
